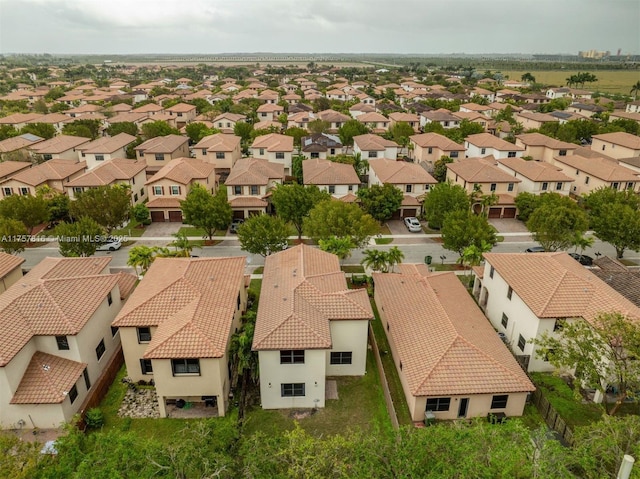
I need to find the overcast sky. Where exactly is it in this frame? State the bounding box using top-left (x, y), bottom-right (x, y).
top-left (0, 0), bottom-right (638, 55)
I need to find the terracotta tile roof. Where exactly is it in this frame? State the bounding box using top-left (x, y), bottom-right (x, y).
top-left (592, 257), bottom-right (640, 308)
top-left (0, 113), bottom-right (43, 125)
top-left (166, 103), bottom-right (196, 113)
top-left (0, 257), bottom-right (119, 367)
top-left (483, 253), bottom-right (640, 323)
top-left (146, 197), bottom-right (182, 208)
top-left (113, 257), bottom-right (246, 359)
top-left (25, 113), bottom-right (73, 125)
top-left (116, 272), bottom-right (138, 300)
top-left (369, 158), bottom-right (436, 185)
top-left (316, 109), bottom-right (350, 123)
top-left (338, 192), bottom-right (358, 202)
top-left (251, 133), bottom-right (293, 152)
top-left (592, 132), bottom-right (640, 150)
top-left (65, 159), bottom-right (146, 187)
top-left (193, 133), bottom-right (240, 152)
top-left (0, 134), bottom-right (44, 153)
top-left (357, 112), bottom-right (389, 123)
top-left (0, 160), bottom-right (32, 179)
top-left (109, 112), bottom-right (149, 124)
top-left (409, 132), bottom-right (465, 151)
top-left (29, 135), bottom-right (90, 154)
top-left (253, 245), bottom-right (373, 351)
top-left (146, 157), bottom-right (215, 185)
top-left (515, 132), bottom-right (579, 150)
top-left (497, 157), bottom-right (574, 182)
top-left (373, 267), bottom-right (534, 397)
top-left (516, 111), bottom-right (558, 123)
top-left (6, 159), bottom-right (86, 186)
top-left (554, 154), bottom-right (640, 182)
top-left (226, 158), bottom-right (284, 186)
top-left (253, 120), bottom-right (283, 131)
top-left (229, 196), bottom-right (268, 208)
top-left (0, 252), bottom-right (25, 279)
top-left (421, 109), bottom-right (460, 122)
top-left (132, 103), bottom-right (164, 113)
top-left (466, 133), bottom-right (525, 152)
top-left (135, 134), bottom-right (188, 154)
top-left (388, 112), bottom-right (420, 123)
top-left (212, 112), bottom-right (246, 123)
top-left (256, 103), bottom-right (284, 113)
top-left (10, 352), bottom-right (86, 404)
top-left (303, 158), bottom-right (359, 185)
top-left (353, 134), bottom-right (398, 151)
top-left (401, 194), bottom-right (422, 206)
top-left (76, 133), bottom-right (137, 154)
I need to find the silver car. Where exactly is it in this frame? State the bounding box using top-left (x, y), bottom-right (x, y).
top-left (96, 238), bottom-right (122, 251)
top-left (403, 217), bottom-right (422, 233)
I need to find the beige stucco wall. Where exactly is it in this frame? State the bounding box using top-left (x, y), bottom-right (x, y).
top-left (194, 144), bottom-right (242, 170)
top-left (417, 392), bottom-right (528, 421)
top-left (411, 145), bottom-right (461, 164)
top-left (551, 158), bottom-right (640, 195)
top-left (118, 326), bottom-right (158, 383)
top-left (258, 349), bottom-right (327, 409)
top-left (591, 139), bottom-right (640, 160)
top-left (137, 143), bottom-right (189, 169)
top-left (0, 266), bottom-right (23, 293)
top-left (446, 170), bottom-right (517, 196)
top-left (325, 320), bottom-right (369, 376)
top-left (83, 149), bottom-right (127, 170)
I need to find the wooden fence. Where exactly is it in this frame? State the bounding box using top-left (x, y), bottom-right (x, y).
top-left (369, 323), bottom-right (399, 430)
top-left (530, 389), bottom-right (574, 446)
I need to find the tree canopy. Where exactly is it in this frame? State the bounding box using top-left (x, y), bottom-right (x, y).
top-left (441, 210), bottom-right (497, 256)
top-left (526, 194), bottom-right (588, 251)
top-left (55, 216), bottom-right (104, 257)
top-left (357, 184), bottom-right (404, 222)
top-left (304, 200), bottom-right (379, 248)
top-left (69, 185), bottom-right (131, 233)
top-left (0, 217), bottom-right (28, 254)
top-left (338, 119), bottom-right (369, 146)
top-left (140, 120), bottom-right (180, 140)
top-left (180, 185), bottom-right (232, 240)
top-left (237, 214), bottom-right (290, 257)
top-left (422, 182), bottom-right (470, 229)
top-left (271, 184), bottom-right (330, 239)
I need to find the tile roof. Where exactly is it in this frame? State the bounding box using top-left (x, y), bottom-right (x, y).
top-left (146, 157), bottom-right (215, 185)
top-left (0, 134), bottom-right (44, 153)
top-left (65, 158), bottom-right (146, 187)
top-left (497, 157), bottom-right (574, 182)
top-left (592, 257), bottom-right (640, 308)
top-left (229, 196), bottom-right (268, 208)
top-left (357, 112), bottom-right (389, 123)
top-left (316, 109), bottom-right (351, 123)
top-left (0, 113), bottom-right (43, 125)
top-left (253, 245), bottom-right (373, 351)
top-left (166, 103), bottom-right (196, 113)
top-left (516, 132), bottom-right (579, 150)
top-left (29, 135), bottom-right (90, 154)
top-left (76, 133), bottom-right (137, 154)
top-left (554, 154), bottom-right (640, 181)
top-left (108, 112), bottom-right (149, 124)
top-left (0, 252), bottom-right (25, 279)
top-left (516, 111), bottom-right (559, 123)
top-left (146, 197), bottom-right (182, 208)
top-left (483, 253), bottom-right (640, 323)
top-left (466, 133), bottom-right (525, 152)
top-left (0, 257), bottom-right (122, 367)
top-left (193, 133), bottom-right (241, 152)
top-left (113, 257), bottom-right (246, 359)
top-left (135, 134), bottom-right (188, 154)
top-left (5, 159), bottom-right (86, 186)
top-left (251, 133), bottom-right (293, 152)
top-left (369, 158), bottom-right (437, 185)
top-left (10, 352), bottom-right (86, 404)
top-left (592, 132), bottom-right (640, 150)
top-left (373, 267), bottom-right (534, 397)
top-left (212, 112), bottom-right (246, 123)
top-left (303, 158), bottom-right (359, 185)
top-left (389, 112), bottom-right (420, 123)
top-left (353, 134), bottom-right (398, 151)
top-left (409, 132), bottom-right (465, 151)
top-left (421, 109), bottom-right (460, 122)
top-left (0, 160), bottom-right (32, 179)
top-left (225, 158), bottom-right (284, 186)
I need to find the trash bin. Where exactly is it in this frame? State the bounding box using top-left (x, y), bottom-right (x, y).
top-left (425, 255), bottom-right (432, 265)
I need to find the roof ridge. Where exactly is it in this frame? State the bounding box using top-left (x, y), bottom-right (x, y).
top-left (116, 274), bottom-right (186, 325)
top-left (414, 336), bottom-right (457, 394)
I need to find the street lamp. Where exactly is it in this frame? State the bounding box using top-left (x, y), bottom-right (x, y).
top-left (439, 255), bottom-right (446, 265)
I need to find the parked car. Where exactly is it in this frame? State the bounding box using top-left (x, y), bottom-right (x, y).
top-left (525, 246), bottom-right (545, 253)
top-left (569, 253), bottom-right (593, 266)
top-left (229, 219), bottom-right (244, 233)
top-left (96, 238), bottom-right (122, 251)
top-left (403, 216), bottom-right (422, 233)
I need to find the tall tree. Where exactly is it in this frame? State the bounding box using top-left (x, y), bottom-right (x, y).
top-left (307, 119), bottom-right (331, 134)
top-left (106, 121), bottom-right (138, 137)
top-left (20, 122), bottom-right (55, 139)
top-left (304, 200), bottom-right (379, 248)
top-left (526, 197), bottom-right (588, 252)
top-left (140, 120), bottom-right (180, 140)
top-left (631, 80), bottom-right (640, 100)
top-left (271, 183), bottom-right (330, 239)
top-left (127, 245), bottom-right (156, 276)
top-left (422, 182), bottom-right (470, 229)
top-left (0, 193), bottom-right (49, 234)
top-left (0, 217), bottom-right (28, 254)
top-left (55, 216), bottom-right (104, 257)
top-left (69, 185), bottom-right (131, 233)
top-left (180, 185), bottom-right (232, 240)
top-left (318, 236), bottom-right (356, 264)
top-left (357, 184), bottom-right (404, 222)
top-left (432, 155), bottom-right (453, 183)
top-left (237, 214), bottom-right (289, 257)
top-left (361, 248), bottom-right (391, 273)
top-left (338, 119), bottom-right (369, 146)
top-left (185, 122), bottom-right (218, 144)
top-left (441, 210), bottom-right (497, 257)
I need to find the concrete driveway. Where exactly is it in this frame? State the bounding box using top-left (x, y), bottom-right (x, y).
top-left (142, 222), bottom-right (184, 237)
top-left (386, 219), bottom-right (414, 235)
top-left (489, 219), bottom-right (528, 234)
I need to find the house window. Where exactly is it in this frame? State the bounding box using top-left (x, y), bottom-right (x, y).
top-left (177, 112), bottom-right (183, 117)
top-left (507, 286), bottom-right (513, 300)
top-left (405, 184), bottom-right (412, 193)
top-left (559, 149), bottom-right (567, 156)
top-left (134, 193), bottom-right (138, 202)
top-left (444, 121), bottom-right (450, 127)
top-left (153, 186), bottom-right (163, 195)
top-left (140, 359), bottom-right (153, 375)
top-left (280, 350), bottom-right (305, 364)
top-left (612, 182), bottom-right (619, 190)
top-left (508, 183), bottom-right (514, 192)
top-left (19, 187), bottom-right (30, 196)
top-left (491, 395), bottom-right (509, 409)
top-left (450, 151), bottom-right (459, 158)
top-left (171, 358), bottom-right (200, 375)
top-left (554, 318), bottom-right (566, 332)
top-left (259, 148), bottom-right (265, 155)
top-left (140, 188), bottom-right (144, 196)
top-left (501, 313), bottom-right (509, 328)
top-left (575, 169), bottom-right (579, 175)
top-left (170, 185), bottom-right (180, 195)
top-left (368, 151), bottom-right (378, 158)
top-left (556, 182), bottom-right (563, 190)
top-left (489, 266), bottom-right (494, 278)
top-left (281, 383), bottom-right (305, 397)
top-left (517, 334), bottom-right (526, 352)
top-left (490, 183), bottom-right (497, 192)
top-left (107, 292), bottom-right (112, 306)
top-left (274, 152), bottom-right (285, 160)
top-left (585, 176), bottom-right (590, 185)
top-left (426, 397), bottom-right (451, 412)
top-left (83, 368), bottom-right (91, 390)
top-left (328, 185), bottom-right (336, 194)
top-left (427, 147), bottom-right (433, 154)
top-left (507, 152), bottom-right (517, 158)
top-left (541, 182), bottom-right (548, 191)
top-left (348, 185), bottom-right (353, 191)
top-left (250, 185), bottom-right (259, 195)
top-left (137, 327), bottom-right (152, 343)
top-left (233, 185), bottom-right (242, 195)
top-left (56, 335), bottom-right (70, 350)
top-left (111, 326), bottom-right (118, 337)
top-left (139, 151), bottom-right (145, 157)
top-left (95, 155), bottom-right (105, 162)
top-left (43, 154), bottom-right (52, 161)
top-left (154, 153), bottom-right (164, 161)
top-left (73, 187), bottom-right (83, 195)
top-left (226, 122), bottom-right (231, 128)
top-left (627, 182), bottom-right (634, 190)
top-left (330, 352), bottom-right (353, 365)
top-left (202, 149), bottom-right (207, 155)
top-left (95, 339), bottom-right (106, 361)
top-left (2, 187), bottom-right (11, 196)
top-left (311, 152), bottom-right (319, 159)
top-left (260, 112), bottom-right (267, 117)
top-left (330, 148), bottom-right (336, 155)
top-left (237, 294), bottom-right (241, 310)
top-left (216, 152), bottom-right (225, 159)
top-left (601, 145), bottom-right (606, 151)
top-left (481, 148), bottom-right (486, 155)
top-left (68, 384), bottom-right (78, 404)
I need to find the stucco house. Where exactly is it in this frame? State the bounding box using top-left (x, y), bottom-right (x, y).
top-left (250, 133), bottom-right (294, 175)
top-left (419, 109), bottom-right (461, 129)
top-left (0, 133), bottom-right (44, 162)
top-left (112, 257), bottom-right (248, 418)
top-left (0, 160), bottom-right (32, 183)
top-left (193, 133), bottom-right (242, 173)
top-left (496, 157), bottom-right (574, 196)
top-left (135, 134), bottom-right (190, 174)
top-left (76, 133), bottom-right (137, 170)
top-left (0, 159), bottom-right (86, 197)
top-left (514, 111), bottom-right (558, 131)
top-left (211, 113), bottom-right (246, 134)
top-left (316, 109), bottom-right (351, 132)
top-left (225, 158), bottom-right (284, 219)
top-left (474, 253), bottom-right (640, 374)
top-left (145, 158), bottom-right (217, 222)
top-left (253, 245), bottom-right (373, 410)
top-left (166, 103), bottom-right (197, 127)
top-left (302, 158), bottom-right (360, 199)
top-left (409, 132), bottom-right (464, 165)
top-left (256, 103), bottom-right (284, 122)
top-left (374, 264), bottom-right (534, 422)
top-left (300, 133), bottom-right (342, 160)
top-left (356, 112), bottom-right (390, 133)
top-left (0, 257), bottom-right (136, 429)
top-left (388, 112), bottom-right (420, 132)
top-left (353, 134), bottom-right (398, 160)
top-left (0, 253), bottom-right (25, 294)
top-left (591, 132), bottom-right (640, 160)
top-left (28, 135), bottom-right (90, 162)
top-left (465, 133), bottom-right (524, 159)
top-left (515, 133), bottom-right (578, 163)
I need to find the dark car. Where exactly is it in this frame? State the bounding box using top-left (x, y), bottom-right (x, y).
top-left (525, 246), bottom-right (545, 253)
top-left (229, 219), bottom-right (244, 233)
top-left (569, 253), bottom-right (593, 266)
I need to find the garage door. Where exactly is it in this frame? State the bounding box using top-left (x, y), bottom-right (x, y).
top-left (233, 211), bottom-right (245, 220)
top-left (402, 208), bottom-right (417, 218)
top-left (150, 211), bottom-right (165, 222)
top-left (502, 207), bottom-right (517, 218)
top-left (488, 207), bottom-right (502, 219)
top-left (248, 210), bottom-right (262, 217)
top-left (168, 211), bottom-right (183, 222)
top-left (391, 210), bottom-right (402, 220)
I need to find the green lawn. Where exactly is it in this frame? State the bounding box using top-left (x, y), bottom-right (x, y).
top-left (177, 226), bottom-right (226, 237)
top-left (618, 259), bottom-right (638, 267)
top-left (517, 404), bottom-right (546, 431)
top-left (341, 265), bottom-right (365, 274)
top-left (243, 348), bottom-right (391, 437)
top-left (369, 300), bottom-right (413, 426)
top-left (375, 237), bottom-right (393, 245)
top-left (112, 218), bottom-right (147, 238)
top-left (430, 263), bottom-right (466, 272)
top-left (252, 266), bottom-right (264, 274)
top-left (249, 279), bottom-right (262, 302)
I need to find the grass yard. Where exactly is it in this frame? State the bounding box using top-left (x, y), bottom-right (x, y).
top-left (501, 70), bottom-right (639, 95)
top-left (618, 258), bottom-right (638, 267)
top-left (252, 266), bottom-right (264, 274)
top-left (375, 237), bottom-right (393, 245)
top-left (341, 265), bottom-right (365, 274)
top-left (517, 404), bottom-right (546, 431)
top-left (177, 226), bottom-right (227, 237)
top-left (249, 279), bottom-right (262, 302)
top-left (379, 224), bottom-right (391, 235)
top-left (242, 348), bottom-right (391, 437)
top-left (112, 218), bottom-right (147, 238)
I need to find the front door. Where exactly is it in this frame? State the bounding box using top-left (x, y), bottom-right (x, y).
top-left (458, 398), bottom-right (469, 418)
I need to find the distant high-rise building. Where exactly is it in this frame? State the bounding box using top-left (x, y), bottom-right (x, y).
top-left (578, 50), bottom-right (611, 59)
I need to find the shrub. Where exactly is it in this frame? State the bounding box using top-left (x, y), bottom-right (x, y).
top-left (84, 408), bottom-right (105, 429)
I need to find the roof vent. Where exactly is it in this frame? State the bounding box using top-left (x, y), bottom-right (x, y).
top-left (42, 364), bottom-right (50, 371)
top-left (274, 284), bottom-right (278, 288)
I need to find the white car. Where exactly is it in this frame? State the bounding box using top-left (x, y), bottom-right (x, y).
top-left (403, 217), bottom-right (422, 233)
top-left (96, 238), bottom-right (122, 251)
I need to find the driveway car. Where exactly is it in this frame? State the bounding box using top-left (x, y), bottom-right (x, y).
top-left (569, 253), bottom-right (593, 266)
top-left (229, 219), bottom-right (244, 233)
top-left (525, 246), bottom-right (545, 253)
top-left (96, 238), bottom-right (122, 251)
top-left (403, 217), bottom-right (422, 233)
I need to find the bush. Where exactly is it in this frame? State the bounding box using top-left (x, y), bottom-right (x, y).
top-left (84, 408), bottom-right (105, 429)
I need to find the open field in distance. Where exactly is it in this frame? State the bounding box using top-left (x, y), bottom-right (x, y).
top-left (501, 70), bottom-right (640, 94)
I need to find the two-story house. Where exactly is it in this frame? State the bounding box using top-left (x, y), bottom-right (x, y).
top-left (316, 109), bottom-right (351, 132)
top-left (225, 158), bottom-right (284, 219)
top-left (256, 103), bottom-right (284, 122)
top-left (28, 135), bottom-right (91, 162)
top-left (193, 133), bottom-right (242, 173)
top-left (496, 157), bottom-right (574, 196)
top-left (75, 133), bottom-right (137, 170)
top-left (374, 264), bottom-right (534, 422)
top-left (515, 133), bottom-right (578, 163)
top-left (253, 245), bottom-right (373, 409)
top-left (388, 113), bottom-right (420, 133)
top-left (300, 133), bottom-right (342, 160)
top-left (0, 257), bottom-right (136, 429)
top-left (145, 158), bottom-right (217, 222)
top-left (112, 257), bottom-right (248, 418)
top-left (0, 159), bottom-right (87, 198)
top-left (64, 159), bottom-right (147, 204)
top-left (409, 132), bottom-right (465, 166)
top-left (591, 132), bottom-right (640, 160)
top-left (302, 158), bottom-right (360, 200)
top-left (166, 103), bottom-right (197, 128)
top-left (353, 134), bottom-right (398, 160)
top-left (420, 109), bottom-right (461, 129)
top-left (135, 134), bottom-right (190, 174)
top-left (465, 133), bottom-right (524, 159)
top-left (0, 133), bottom-right (44, 162)
top-left (356, 112), bottom-right (390, 133)
top-left (514, 111), bottom-right (558, 131)
top-left (0, 252), bottom-right (24, 294)
top-left (211, 113), bottom-right (246, 134)
top-left (368, 158), bottom-right (437, 218)
top-left (250, 133), bottom-right (294, 175)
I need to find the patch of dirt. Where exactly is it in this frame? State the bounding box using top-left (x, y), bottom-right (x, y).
top-left (289, 409), bottom-right (317, 420)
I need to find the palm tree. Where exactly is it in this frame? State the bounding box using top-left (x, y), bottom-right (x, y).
top-left (361, 249), bottom-right (389, 273)
top-left (571, 232), bottom-right (594, 255)
top-left (127, 245), bottom-right (155, 276)
top-left (318, 236), bottom-right (355, 265)
top-left (171, 231), bottom-right (193, 257)
top-left (631, 80), bottom-right (640, 100)
top-left (386, 246), bottom-right (405, 273)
